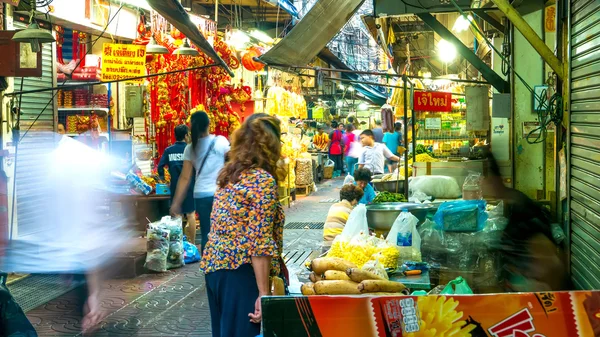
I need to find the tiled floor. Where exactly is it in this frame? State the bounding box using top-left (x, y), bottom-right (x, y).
top-left (16, 178), bottom-right (344, 336)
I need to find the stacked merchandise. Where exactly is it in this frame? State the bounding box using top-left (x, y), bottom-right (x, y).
top-left (90, 93), bottom-right (108, 108)
top-left (61, 90), bottom-right (73, 108)
top-left (74, 89), bottom-right (89, 108)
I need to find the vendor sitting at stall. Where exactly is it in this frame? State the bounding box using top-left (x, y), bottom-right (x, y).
top-left (312, 125), bottom-right (329, 151)
top-left (354, 168), bottom-right (376, 205)
top-left (358, 129), bottom-right (399, 175)
top-left (323, 184), bottom-right (364, 248)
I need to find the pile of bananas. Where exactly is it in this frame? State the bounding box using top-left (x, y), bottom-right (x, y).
top-left (327, 233), bottom-right (400, 269)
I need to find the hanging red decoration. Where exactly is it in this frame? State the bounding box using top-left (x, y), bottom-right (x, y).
top-left (241, 46), bottom-right (264, 72)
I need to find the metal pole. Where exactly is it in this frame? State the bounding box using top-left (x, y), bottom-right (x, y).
top-left (6, 63), bottom-right (220, 97)
top-left (403, 76), bottom-right (409, 198)
top-left (215, 0), bottom-right (219, 25)
top-left (490, 0), bottom-right (564, 79)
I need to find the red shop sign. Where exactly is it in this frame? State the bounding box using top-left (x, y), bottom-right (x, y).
top-left (413, 91), bottom-right (452, 112)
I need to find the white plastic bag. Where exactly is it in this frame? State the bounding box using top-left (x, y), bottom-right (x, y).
top-left (386, 210), bottom-right (422, 262)
top-left (343, 173), bottom-right (356, 186)
top-left (340, 204), bottom-right (369, 239)
top-left (409, 175), bottom-right (461, 199)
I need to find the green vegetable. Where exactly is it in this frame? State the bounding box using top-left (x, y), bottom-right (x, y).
top-left (373, 191), bottom-right (407, 204)
top-left (415, 144), bottom-right (434, 156)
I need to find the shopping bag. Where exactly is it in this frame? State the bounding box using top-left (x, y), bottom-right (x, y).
top-left (161, 216), bottom-right (185, 270)
top-left (386, 210), bottom-right (422, 262)
top-left (343, 173), bottom-right (355, 186)
top-left (440, 276), bottom-right (474, 295)
top-left (183, 236), bottom-right (201, 264)
top-left (340, 204), bottom-right (369, 239)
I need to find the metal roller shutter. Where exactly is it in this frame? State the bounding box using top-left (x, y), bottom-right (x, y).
top-left (569, 0), bottom-right (600, 290)
top-left (13, 21), bottom-right (56, 239)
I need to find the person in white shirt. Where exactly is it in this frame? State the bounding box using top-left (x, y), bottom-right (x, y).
top-left (358, 129), bottom-right (399, 175)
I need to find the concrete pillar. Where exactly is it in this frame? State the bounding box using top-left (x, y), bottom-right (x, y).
top-left (513, 9), bottom-right (549, 200)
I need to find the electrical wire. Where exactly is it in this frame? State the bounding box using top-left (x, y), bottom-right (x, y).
top-left (526, 89), bottom-right (563, 144)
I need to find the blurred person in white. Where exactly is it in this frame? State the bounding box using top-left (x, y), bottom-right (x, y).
top-left (0, 133), bottom-right (133, 333)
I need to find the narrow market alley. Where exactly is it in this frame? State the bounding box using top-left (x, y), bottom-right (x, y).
top-left (17, 178), bottom-right (344, 337)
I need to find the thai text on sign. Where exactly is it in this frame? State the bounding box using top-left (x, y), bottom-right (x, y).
top-left (413, 91), bottom-right (452, 112)
top-left (101, 43), bottom-right (146, 83)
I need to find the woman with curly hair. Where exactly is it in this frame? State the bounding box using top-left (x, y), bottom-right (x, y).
top-left (201, 113), bottom-right (285, 337)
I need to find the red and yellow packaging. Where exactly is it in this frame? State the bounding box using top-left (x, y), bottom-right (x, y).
top-left (263, 291), bottom-right (600, 337)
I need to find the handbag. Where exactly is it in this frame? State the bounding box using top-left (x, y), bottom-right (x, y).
top-left (195, 137), bottom-right (217, 180)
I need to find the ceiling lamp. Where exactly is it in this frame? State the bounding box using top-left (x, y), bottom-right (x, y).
top-left (358, 103), bottom-right (368, 111)
top-left (338, 84), bottom-right (345, 90)
top-left (453, 14), bottom-right (474, 33)
top-left (12, 20), bottom-right (56, 53)
top-left (173, 39), bottom-right (199, 56)
top-left (146, 37), bottom-right (169, 55)
top-left (347, 86), bottom-right (355, 92)
top-left (437, 39), bottom-right (457, 63)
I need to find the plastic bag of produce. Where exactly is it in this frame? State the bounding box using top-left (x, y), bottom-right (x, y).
top-left (161, 216), bottom-right (185, 269)
top-left (144, 224), bottom-right (170, 272)
top-left (343, 173), bottom-right (355, 186)
top-left (340, 204), bottom-right (369, 239)
top-left (183, 236), bottom-right (201, 264)
top-left (362, 258), bottom-right (389, 280)
top-left (433, 200), bottom-right (488, 232)
top-left (386, 210), bottom-right (422, 263)
top-left (295, 158), bottom-right (313, 186)
top-left (409, 175), bottom-right (461, 199)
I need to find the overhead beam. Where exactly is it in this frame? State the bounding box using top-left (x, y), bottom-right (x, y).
top-left (474, 11), bottom-right (505, 32)
top-left (490, 0), bottom-right (564, 79)
top-left (417, 13), bottom-right (510, 93)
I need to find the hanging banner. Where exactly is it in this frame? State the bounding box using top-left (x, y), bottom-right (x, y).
top-left (413, 91), bottom-right (452, 112)
top-left (101, 43), bottom-right (146, 84)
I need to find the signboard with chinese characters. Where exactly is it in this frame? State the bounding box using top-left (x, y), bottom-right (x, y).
top-left (413, 91), bottom-right (452, 112)
top-left (101, 43), bottom-right (146, 84)
top-left (263, 291), bottom-right (600, 337)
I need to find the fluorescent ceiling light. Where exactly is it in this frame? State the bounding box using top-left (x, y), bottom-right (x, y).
top-left (228, 30), bottom-right (251, 51)
top-left (249, 30), bottom-right (274, 44)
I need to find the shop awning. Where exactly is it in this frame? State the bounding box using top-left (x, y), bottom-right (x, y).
top-left (147, 0), bottom-right (234, 77)
top-left (318, 48), bottom-right (388, 106)
top-left (259, 0), bottom-right (366, 67)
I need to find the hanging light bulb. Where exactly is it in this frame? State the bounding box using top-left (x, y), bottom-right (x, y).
top-left (146, 36), bottom-right (169, 55)
top-left (437, 39), bottom-right (457, 63)
top-left (453, 14), bottom-right (474, 33)
top-left (12, 19), bottom-right (56, 53)
top-left (347, 86), bottom-right (355, 92)
top-left (338, 84), bottom-right (345, 90)
top-left (173, 39), bottom-right (199, 56)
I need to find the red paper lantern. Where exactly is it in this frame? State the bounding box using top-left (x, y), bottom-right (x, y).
top-left (241, 47), bottom-right (264, 72)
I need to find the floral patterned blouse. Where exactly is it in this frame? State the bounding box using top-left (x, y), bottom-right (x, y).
top-left (200, 168), bottom-right (285, 276)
